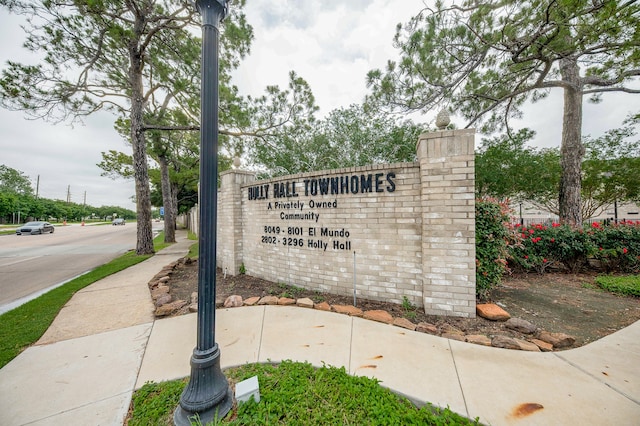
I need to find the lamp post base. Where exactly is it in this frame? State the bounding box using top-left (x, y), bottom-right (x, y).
top-left (174, 345), bottom-right (233, 425)
top-left (174, 388), bottom-right (233, 426)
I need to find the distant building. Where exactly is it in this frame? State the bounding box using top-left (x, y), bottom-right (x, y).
top-left (511, 201), bottom-right (640, 225)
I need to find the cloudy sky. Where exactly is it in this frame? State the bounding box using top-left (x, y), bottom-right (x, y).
top-left (0, 0), bottom-right (636, 211)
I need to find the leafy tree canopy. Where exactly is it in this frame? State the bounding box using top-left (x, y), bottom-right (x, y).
top-left (0, 0), bottom-right (253, 253)
top-left (476, 117), bottom-right (640, 220)
top-left (583, 115), bottom-right (640, 208)
top-left (0, 164), bottom-right (33, 196)
top-left (249, 104), bottom-right (425, 177)
top-left (367, 0), bottom-right (640, 226)
top-left (367, 0), bottom-right (640, 129)
top-left (0, 0), bottom-right (251, 123)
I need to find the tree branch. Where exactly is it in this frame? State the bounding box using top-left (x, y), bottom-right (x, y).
top-left (582, 69), bottom-right (640, 86)
top-left (142, 124), bottom-right (277, 140)
top-left (583, 87), bottom-right (640, 94)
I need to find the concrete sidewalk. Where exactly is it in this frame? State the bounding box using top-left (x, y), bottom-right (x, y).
top-left (1, 231), bottom-right (639, 425)
top-left (0, 233), bottom-right (194, 426)
top-left (137, 307), bottom-right (640, 425)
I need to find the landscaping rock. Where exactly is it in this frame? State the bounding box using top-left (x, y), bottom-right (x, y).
top-left (492, 335), bottom-right (540, 351)
top-left (393, 317), bottom-right (417, 331)
top-left (536, 331), bottom-right (576, 348)
top-left (363, 310), bottom-right (394, 324)
top-left (531, 338), bottom-right (554, 352)
top-left (158, 275), bottom-right (170, 283)
top-left (442, 333), bottom-right (465, 342)
top-left (513, 339), bottom-right (541, 352)
top-left (416, 322), bottom-right (438, 334)
top-left (506, 318), bottom-right (537, 334)
top-left (174, 299), bottom-right (188, 309)
top-left (314, 301), bottom-right (331, 311)
top-left (151, 285), bottom-right (170, 299)
top-left (155, 300), bottom-right (187, 317)
top-left (439, 323), bottom-right (464, 336)
top-left (244, 296), bottom-right (260, 306)
top-left (332, 304), bottom-right (363, 317)
top-left (477, 303), bottom-right (511, 321)
top-left (224, 295), bottom-right (243, 308)
top-left (278, 297), bottom-right (296, 306)
top-left (188, 303), bottom-right (198, 313)
top-left (155, 294), bottom-right (172, 307)
top-left (439, 324), bottom-right (465, 341)
top-left (491, 336), bottom-right (522, 350)
top-left (257, 296), bottom-right (278, 305)
top-left (465, 334), bottom-right (492, 346)
top-left (296, 298), bottom-right (314, 308)
top-left (190, 292), bottom-right (198, 304)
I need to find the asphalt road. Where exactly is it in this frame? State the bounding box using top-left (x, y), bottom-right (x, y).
top-left (0, 223), bottom-right (140, 313)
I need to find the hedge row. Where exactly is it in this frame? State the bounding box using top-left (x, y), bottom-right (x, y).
top-left (475, 199), bottom-right (640, 299)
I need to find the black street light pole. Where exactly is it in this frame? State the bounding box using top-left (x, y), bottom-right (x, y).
top-left (174, 1), bottom-right (232, 424)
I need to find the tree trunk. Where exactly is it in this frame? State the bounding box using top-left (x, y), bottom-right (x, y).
top-left (158, 154), bottom-right (176, 243)
top-left (130, 36), bottom-right (154, 255)
top-left (170, 181), bottom-right (179, 232)
top-left (558, 56), bottom-right (585, 227)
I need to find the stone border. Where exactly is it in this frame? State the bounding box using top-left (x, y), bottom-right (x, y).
top-left (147, 260), bottom-right (575, 353)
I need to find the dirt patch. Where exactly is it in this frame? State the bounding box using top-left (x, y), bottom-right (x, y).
top-left (492, 273), bottom-right (640, 345)
top-left (163, 258), bottom-right (640, 349)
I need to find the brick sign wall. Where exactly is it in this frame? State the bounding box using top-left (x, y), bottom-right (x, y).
top-left (209, 129), bottom-right (475, 317)
top-left (241, 163), bottom-right (423, 307)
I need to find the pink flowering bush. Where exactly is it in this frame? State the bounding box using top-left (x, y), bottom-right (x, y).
top-left (475, 199), bottom-right (640, 289)
top-left (506, 219), bottom-right (640, 274)
top-left (589, 220), bottom-right (640, 273)
top-left (507, 223), bottom-right (551, 273)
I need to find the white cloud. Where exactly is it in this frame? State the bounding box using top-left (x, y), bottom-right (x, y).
top-left (0, 12), bottom-right (136, 210)
top-left (0, 109), bottom-right (134, 207)
top-left (232, 0), bottom-right (425, 117)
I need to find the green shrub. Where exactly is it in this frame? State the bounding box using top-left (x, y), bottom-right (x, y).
top-left (507, 222), bottom-right (556, 274)
top-left (590, 221), bottom-right (640, 273)
top-left (509, 222), bottom-right (596, 273)
top-left (507, 220), bottom-right (640, 274)
top-left (187, 242), bottom-right (199, 259)
top-left (475, 198), bottom-right (511, 300)
top-left (555, 224), bottom-right (597, 272)
top-left (128, 379), bottom-right (185, 425)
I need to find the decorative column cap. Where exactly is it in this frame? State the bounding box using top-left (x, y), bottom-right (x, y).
top-left (435, 109), bottom-right (450, 130)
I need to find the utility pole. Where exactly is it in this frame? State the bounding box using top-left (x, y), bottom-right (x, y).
top-left (66, 185), bottom-right (71, 204)
top-left (35, 175), bottom-right (40, 199)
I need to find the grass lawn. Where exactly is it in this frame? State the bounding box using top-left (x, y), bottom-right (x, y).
top-left (595, 274), bottom-right (640, 297)
top-left (129, 360), bottom-right (480, 425)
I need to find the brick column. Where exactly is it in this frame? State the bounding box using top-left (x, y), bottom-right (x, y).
top-left (417, 129), bottom-right (476, 317)
top-left (218, 169), bottom-right (255, 275)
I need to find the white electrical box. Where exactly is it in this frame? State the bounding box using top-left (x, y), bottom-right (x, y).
top-left (235, 375), bottom-right (260, 404)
